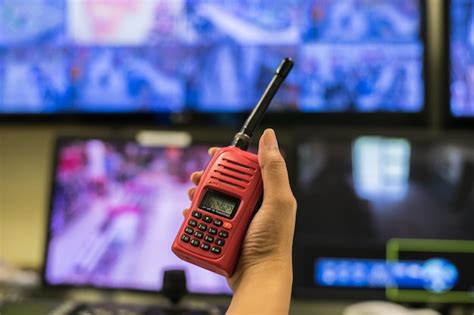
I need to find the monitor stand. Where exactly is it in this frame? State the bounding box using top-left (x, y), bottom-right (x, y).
top-left (143, 269), bottom-right (226, 315)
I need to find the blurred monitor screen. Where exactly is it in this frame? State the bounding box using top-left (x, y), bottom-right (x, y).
top-left (450, 0), bottom-right (474, 117)
top-left (43, 138), bottom-right (231, 294)
top-left (294, 135), bottom-right (474, 299)
top-left (0, 0), bottom-right (424, 114)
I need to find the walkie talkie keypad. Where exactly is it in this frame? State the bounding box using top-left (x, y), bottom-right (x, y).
top-left (180, 210), bottom-right (232, 255)
top-left (211, 247), bottom-right (221, 254)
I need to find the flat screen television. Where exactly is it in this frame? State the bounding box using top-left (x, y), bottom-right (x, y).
top-left (446, 0), bottom-right (474, 127)
top-left (0, 0), bottom-right (426, 124)
top-left (42, 137), bottom-right (232, 294)
top-left (293, 132), bottom-right (474, 302)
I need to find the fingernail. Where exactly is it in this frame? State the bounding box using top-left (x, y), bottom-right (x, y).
top-left (263, 129), bottom-right (279, 150)
top-left (208, 147), bottom-right (218, 155)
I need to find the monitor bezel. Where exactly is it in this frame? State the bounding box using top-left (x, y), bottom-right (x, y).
top-left (41, 135), bottom-right (233, 296)
top-left (0, 0), bottom-right (429, 127)
top-left (443, 0), bottom-right (474, 129)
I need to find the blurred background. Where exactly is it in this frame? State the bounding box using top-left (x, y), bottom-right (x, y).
top-left (0, 0), bottom-right (473, 314)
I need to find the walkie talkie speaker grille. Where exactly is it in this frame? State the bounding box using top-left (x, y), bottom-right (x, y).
top-left (210, 154), bottom-right (258, 191)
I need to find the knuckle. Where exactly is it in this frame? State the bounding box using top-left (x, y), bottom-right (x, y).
top-left (272, 194), bottom-right (297, 210)
top-left (290, 195), bottom-right (297, 212)
top-left (265, 155), bottom-right (286, 172)
top-left (286, 195), bottom-right (297, 212)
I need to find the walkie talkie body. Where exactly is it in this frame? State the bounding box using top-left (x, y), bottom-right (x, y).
top-left (172, 58), bottom-right (293, 277)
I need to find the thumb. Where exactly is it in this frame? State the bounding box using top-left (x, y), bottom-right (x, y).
top-left (258, 129), bottom-right (294, 206)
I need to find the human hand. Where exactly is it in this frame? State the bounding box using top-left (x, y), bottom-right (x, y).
top-left (185, 129), bottom-right (297, 305)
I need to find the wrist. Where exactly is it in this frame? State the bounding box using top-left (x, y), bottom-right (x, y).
top-left (231, 256), bottom-right (292, 290)
top-left (227, 259), bottom-right (293, 315)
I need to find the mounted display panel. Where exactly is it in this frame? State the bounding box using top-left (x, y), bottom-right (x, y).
top-left (293, 131), bottom-right (474, 302)
top-left (0, 0), bottom-right (426, 125)
top-left (42, 137), bottom-right (232, 294)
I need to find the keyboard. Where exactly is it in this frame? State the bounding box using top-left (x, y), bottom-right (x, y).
top-left (2, 300), bottom-right (225, 315)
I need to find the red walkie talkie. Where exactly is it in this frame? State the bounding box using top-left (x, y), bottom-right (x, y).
top-left (172, 58), bottom-right (294, 277)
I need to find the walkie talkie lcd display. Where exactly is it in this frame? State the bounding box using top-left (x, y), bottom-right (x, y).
top-left (172, 58), bottom-right (293, 277)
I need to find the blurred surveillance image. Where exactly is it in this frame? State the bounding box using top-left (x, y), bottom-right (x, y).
top-left (0, 0), bottom-right (425, 114)
top-left (45, 139), bottom-right (231, 293)
top-left (450, 0), bottom-right (474, 117)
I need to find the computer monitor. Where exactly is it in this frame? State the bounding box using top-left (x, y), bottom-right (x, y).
top-left (293, 133), bottom-right (474, 301)
top-left (0, 0), bottom-right (425, 118)
top-left (42, 137), bottom-right (231, 294)
top-left (447, 0), bottom-right (474, 126)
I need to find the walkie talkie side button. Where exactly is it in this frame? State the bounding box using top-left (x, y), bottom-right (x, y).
top-left (204, 235), bottom-right (214, 243)
top-left (190, 239), bottom-right (200, 247)
top-left (208, 227), bottom-right (218, 235)
top-left (181, 234), bottom-right (190, 242)
top-left (203, 215), bottom-right (212, 223)
top-left (200, 243), bottom-right (210, 251)
top-left (211, 247), bottom-right (221, 254)
top-left (188, 219), bottom-right (197, 227)
top-left (192, 211), bottom-right (202, 219)
top-left (198, 223), bottom-right (207, 231)
top-left (218, 231), bottom-right (228, 238)
top-left (185, 227), bottom-right (194, 235)
top-left (213, 219), bottom-right (223, 227)
top-left (194, 231), bottom-right (204, 239)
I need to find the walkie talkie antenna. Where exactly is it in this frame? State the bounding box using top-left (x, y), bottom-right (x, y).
top-left (231, 58), bottom-right (294, 151)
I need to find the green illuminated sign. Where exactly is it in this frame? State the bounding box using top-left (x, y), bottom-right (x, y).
top-left (386, 238), bottom-right (474, 304)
